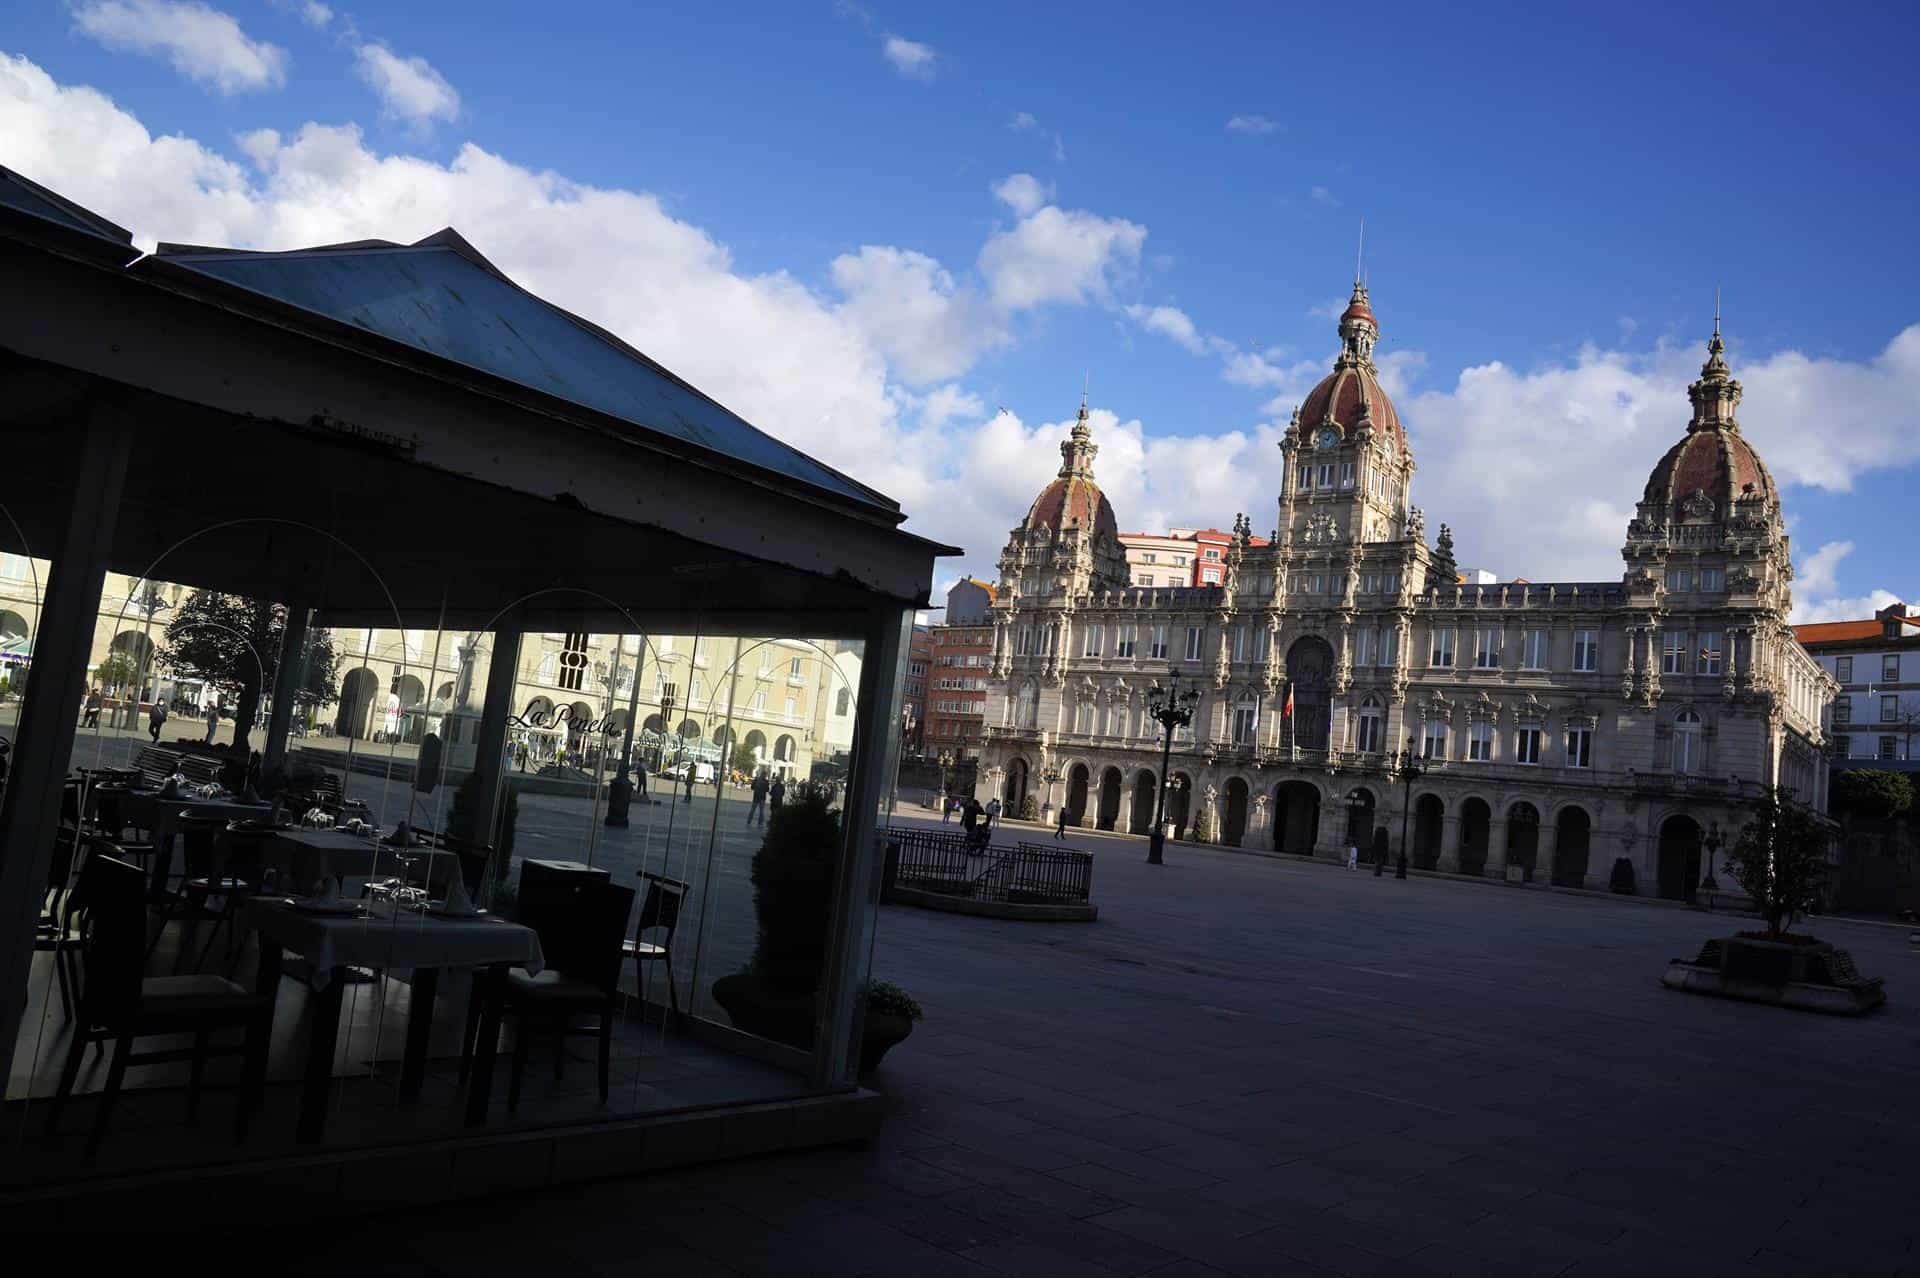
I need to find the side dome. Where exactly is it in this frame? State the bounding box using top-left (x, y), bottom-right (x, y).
top-left (1292, 281), bottom-right (1407, 454)
top-left (1639, 321), bottom-right (1778, 520)
top-left (1023, 400), bottom-right (1119, 541)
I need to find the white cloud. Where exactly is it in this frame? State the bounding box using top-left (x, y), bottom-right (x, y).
top-left (881, 35), bottom-right (936, 80)
top-left (1124, 304), bottom-right (1206, 354)
top-left (1786, 541), bottom-right (1908, 624)
top-left (1009, 111), bottom-right (1037, 132)
top-left (979, 192), bottom-right (1146, 311)
top-left (990, 172), bottom-right (1050, 218)
top-left (829, 245), bottom-right (1004, 386)
top-left (70, 0), bottom-right (288, 94)
top-left (8, 49), bottom-right (1919, 603)
top-left (353, 43), bottom-right (459, 126)
top-left (1225, 114), bottom-right (1279, 135)
top-left (1309, 185), bottom-right (1340, 207)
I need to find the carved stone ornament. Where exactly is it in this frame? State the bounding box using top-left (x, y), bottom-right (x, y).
top-left (1302, 513), bottom-right (1343, 546)
top-left (1726, 566), bottom-right (1759, 592)
top-left (1515, 693), bottom-right (1548, 725)
top-left (1423, 690), bottom-right (1455, 719)
top-left (1679, 488), bottom-right (1717, 521)
top-left (1406, 505), bottom-right (1426, 539)
top-left (1468, 692), bottom-right (1500, 723)
top-left (1626, 567), bottom-right (1658, 595)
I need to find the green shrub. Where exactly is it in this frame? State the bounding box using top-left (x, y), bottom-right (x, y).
top-left (1608, 857), bottom-right (1636, 894)
top-left (1833, 769), bottom-right (1914, 823)
top-left (1192, 805), bottom-right (1216, 844)
top-left (1019, 793), bottom-right (1039, 821)
top-left (866, 979), bottom-right (923, 1022)
top-left (750, 782), bottom-right (840, 993)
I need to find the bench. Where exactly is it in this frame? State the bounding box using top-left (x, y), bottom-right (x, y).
top-left (130, 746), bottom-right (227, 789)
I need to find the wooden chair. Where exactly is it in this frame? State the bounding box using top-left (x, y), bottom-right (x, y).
top-left (468, 880), bottom-right (634, 1112)
top-left (85, 783), bottom-right (160, 881)
top-left (36, 823), bottom-right (85, 1021)
top-left (148, 814), bottom-right (266, 973)
top-left (47, 855), bottom-right (272, 1159)
top-left (625, 872), bottom-right (689, 1017)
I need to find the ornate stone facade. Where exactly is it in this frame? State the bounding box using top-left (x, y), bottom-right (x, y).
top-left (977, 286), bottom-right (1835, 899)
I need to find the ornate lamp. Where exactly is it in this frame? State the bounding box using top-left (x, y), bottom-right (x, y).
top-left (1145, 668), bottom-right (1200, 865)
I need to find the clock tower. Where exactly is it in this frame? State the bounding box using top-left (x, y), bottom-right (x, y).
top-left (1277, 278), bottom-right (1417, 549)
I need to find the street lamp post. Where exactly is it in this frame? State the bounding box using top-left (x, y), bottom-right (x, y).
top-left (1146, 668), bottom-right (1200, 866)
top-left (1388, 734), bottom-right (1428, 880)
top-left (1040, 763), bottom-right (1063, 822)
top-left (937, 748), bottom-right (955, 809)
top-left (1699, 819), bottom-right (1723, 893)
top-left (656, 690), bottom-right (676, 774)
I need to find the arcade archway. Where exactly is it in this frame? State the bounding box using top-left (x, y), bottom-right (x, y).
top-left (1272, 780), bottom-right (1320, 854)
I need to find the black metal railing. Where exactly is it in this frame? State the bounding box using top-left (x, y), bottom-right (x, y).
top-left (882, 827), bottom-right (1093, 906)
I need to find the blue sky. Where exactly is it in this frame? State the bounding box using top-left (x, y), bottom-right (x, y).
top-left (4, 1), bottom-right (1918, 617)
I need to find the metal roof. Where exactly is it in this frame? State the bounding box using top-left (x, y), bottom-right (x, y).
top-left (151, 232), bottom-right (893, 513)
top-left (0, 166), bottom-right (138, 263)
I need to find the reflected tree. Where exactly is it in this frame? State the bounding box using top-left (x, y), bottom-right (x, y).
top-left (156, 592), bottom-right (340, 753)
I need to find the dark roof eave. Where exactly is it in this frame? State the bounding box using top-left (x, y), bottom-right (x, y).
top-left (128, 251), bottom-right (916, 532)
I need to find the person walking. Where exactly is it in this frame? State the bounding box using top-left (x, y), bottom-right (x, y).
top-left (147, 698), bottom-right (168, 743)
top-left (959, 795), bottom-right (980, 846)
top-left (682, 766), bottom-right (695, 803)
top-left (769, 775), bottom-right (786, 813)
top-left (985, 796), bottom-right (1001, 839)
top-left (1346, 844), bottom-right (1359, 871)
top-left (940, 790), bottom-right (953, 824)
top-left (1054, 802), bottom-right (1071, 840)
top-left (203, 699), bottom-right (220, 744)
top-left (748, 770), bottom-right (769, 825)
top-left (81, 688), bottom-right (102, 729)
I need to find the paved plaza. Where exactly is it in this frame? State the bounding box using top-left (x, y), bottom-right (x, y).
top-left (39, 808), bottom-right (1920, 1276)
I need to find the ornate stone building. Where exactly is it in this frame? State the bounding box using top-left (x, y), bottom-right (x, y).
top-left (977, 282), bottom-right (1835, 899)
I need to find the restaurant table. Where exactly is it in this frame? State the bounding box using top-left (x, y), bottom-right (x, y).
top-left (264, 829), bottom-right (458, 895)
top-left (120, 790), bottom-right (270, 898)
top-left (241, 897), bottom-right (545, 1141)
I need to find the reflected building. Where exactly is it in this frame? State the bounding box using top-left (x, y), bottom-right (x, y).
top-left (978, 280), bottom-right (1835, 897)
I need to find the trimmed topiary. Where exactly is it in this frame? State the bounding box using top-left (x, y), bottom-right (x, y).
top-left (1609, 856), bottom-right (1636, 895)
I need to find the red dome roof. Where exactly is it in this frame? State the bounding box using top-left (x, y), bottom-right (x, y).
top-left (1642, 428), bottom-right (1774, 515)
top-left (1298, 363), bottom-right (1406, 454)
top-left (1025, 474), bottom-right (1118, 541)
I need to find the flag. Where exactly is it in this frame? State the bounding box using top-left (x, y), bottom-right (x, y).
top-left (1283, 682), bottom-right (1293, 718)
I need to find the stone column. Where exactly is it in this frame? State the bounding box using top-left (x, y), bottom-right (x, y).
top-left (1117, 786), bottom-right (1134, 835)
top-left (1486, 812), bottom-right (1509, 879)
top-left (1313, 796), bottom-right (1345, 858)
top-left (1249, 793), bottom-right (1270, 844)
top-left (1537, 819), bottom-right (1558, 886)
top-left (1436, 814), bottom-right (1463, 873)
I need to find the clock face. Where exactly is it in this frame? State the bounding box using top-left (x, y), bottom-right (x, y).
top-left (1316, 427), bottom-right (1340, 450)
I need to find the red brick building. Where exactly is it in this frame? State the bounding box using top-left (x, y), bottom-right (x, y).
top-left (926, 619), bottom-right (994, 754)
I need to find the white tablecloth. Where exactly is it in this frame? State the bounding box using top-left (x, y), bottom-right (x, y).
top-left (240, 898), bottom-right (543, 990)
top-left (265, 829), bottom-right (458, 890)
top-left (124, 791), bottom-right (270, 840)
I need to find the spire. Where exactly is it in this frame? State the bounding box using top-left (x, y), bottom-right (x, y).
top-left (1059, 391), bottom-right (1098, 478)
top-left (1687, 301), bottom-right (1742, 432)
top-left (1336, 274), bottom-right (1378, 369)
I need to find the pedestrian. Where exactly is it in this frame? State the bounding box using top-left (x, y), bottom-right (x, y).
top-left (940, 790), bottom-right (953, 824)
top-left (748, 770), bottom-right (769, 825)
top-left (770, 775), bottom-right (786, 812)
top-left (147, 698), bottom-right (168, 743)
top-left (985, 796), bottom-right (1001, 837)
top-left (203, 699), bottom-right (220, 744)
top-left (81, 687), bottom-right (102, 729)
top-left (683, 767), bottom-right (695, 803)
top-left (1346, 844), bottom-right (1358, 871)
top-left (1055, 802), bottom-right (1071, 840)
top-left (959, 795), bottom-right (979, 839)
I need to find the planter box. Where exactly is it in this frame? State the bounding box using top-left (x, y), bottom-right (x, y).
top-left (1662, 935), bottom-right (1885, 1016)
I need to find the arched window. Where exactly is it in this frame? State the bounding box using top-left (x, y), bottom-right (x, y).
top-left (835, 687), bottom-right (852, 716)
top-left (1674, 709), bottom-right (1703, 774)
top-left (1356, 695), bottom-right (1385, 754)
top-left (1232, 694), bottom-right (1259, 745)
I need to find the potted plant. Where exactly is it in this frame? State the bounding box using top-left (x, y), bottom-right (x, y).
top-left (861, 980), bottom-right (921, 1075)
top-left (712, 784), bottom-right (842, 1049)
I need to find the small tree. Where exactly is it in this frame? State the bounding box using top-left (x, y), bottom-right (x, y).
top-left (749, 782), bottom-right (840, 994)
top-left (93, 651), bottom-right (139, 696)
top-left (730, 741), bottom-right (759, 775)
top-left (1426, 524), bottom-right (1459, 590)
top-left (1832, 769), bottom-right (1914, 823)
top-left (156, 592), bottom-right (340, 753)
top-left (1720, 787), bottom-right (1829, 940)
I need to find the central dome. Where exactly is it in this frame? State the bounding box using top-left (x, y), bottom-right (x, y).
top-left (1023, 399), bottom-right (1118, 541)
top-left (1640, 323), bottom-right (1777, 517)
top-left (1293, 281), bottom-right (1407, 454)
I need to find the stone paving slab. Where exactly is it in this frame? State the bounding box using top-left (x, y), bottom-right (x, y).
top-left (35, 821), bottom-right (1920, 1276)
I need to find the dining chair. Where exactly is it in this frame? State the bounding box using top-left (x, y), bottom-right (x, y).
top-left (625, 872), bottom-right (689, 1017)
top-left (85, 783), bottom-right (159, 882)
top-left (46, 855), bottom-right (273, 1160)
top-left (35, 823), bottom-right (85, 1021)
top-left (472, 880), bottom-right (634, 1113)
top-left (148, 814), bottom-right (265, 973)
